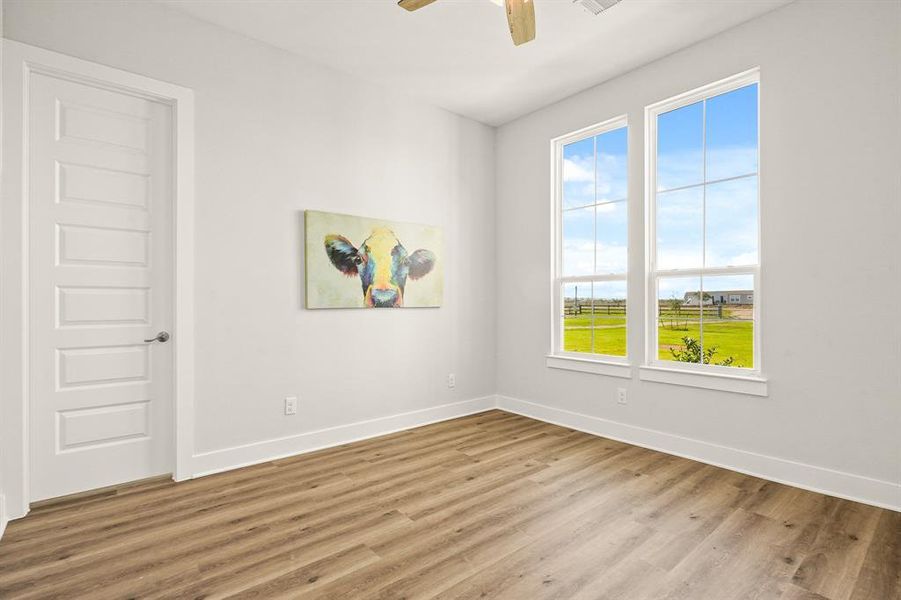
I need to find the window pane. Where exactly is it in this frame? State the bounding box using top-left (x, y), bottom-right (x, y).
top-left (562, 206), bottom-right (594, 276)
top-left (656, 187), bottom-right (703, 270)
top-left (596, 127), bottom-right (628, 202)
top-left (563, 283), bottom-right (592, 354)
top-left (657, 276), bottom-right (703, 363)
top-left (705, 177), bottom-right (758, 267)
top-left (657, 101), bottom-right (703, 191)
top-left (591, 280), bottom-right (627, 357)
top-left (562, 137), bottom-right (595, 209)
top-left (702, 274), bottom-right (754, 368)
top-left (706, 83), bottom-right (758, 181)
top-left (596, 200), bottom-right (627, 274)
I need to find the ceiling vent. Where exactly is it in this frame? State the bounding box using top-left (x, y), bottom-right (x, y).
top-left (573, 0), bottom-right (622, 16)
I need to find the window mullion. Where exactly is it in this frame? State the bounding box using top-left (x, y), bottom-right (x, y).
top-left (561, 275), bottom-right (628, 284)
top-left (654, 266), bottom-right (756, 278)
top-left (562, 197), bottom-right (628, 212)
top-left (656, 172), bottom-right (757, 196)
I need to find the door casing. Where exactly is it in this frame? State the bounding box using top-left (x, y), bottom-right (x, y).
top-left (0, 39), bottom-right (196, 519)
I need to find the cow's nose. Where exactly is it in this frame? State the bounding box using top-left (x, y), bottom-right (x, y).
top-left (370, 288), bottom-right (399, 307)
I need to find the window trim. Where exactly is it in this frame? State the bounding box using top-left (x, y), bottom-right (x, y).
top-left (638, 364), bottom-right (768, 396)
top-left (644, 68), bottom-right (763, 379)
top-left (549, 115), bottom-right (629, 364)
top-left (546, 355), bottom-right (632, 378)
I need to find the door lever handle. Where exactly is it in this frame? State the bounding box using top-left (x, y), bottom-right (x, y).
top-left (144, 331), bottom-right (170, 343)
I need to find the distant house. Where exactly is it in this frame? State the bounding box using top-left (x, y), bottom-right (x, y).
top-left (683, 290), bottom-right (753, 306)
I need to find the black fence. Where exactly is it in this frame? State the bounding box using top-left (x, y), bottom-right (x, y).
top-left (563, 302), bottom-right (626, 317)
top-left (657, 305), bottom-right (724, 319)
top-left (563, 302), bottom-right (725, 319)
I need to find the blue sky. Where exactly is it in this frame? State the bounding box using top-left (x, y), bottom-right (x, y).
top-left (562, 126), bottom-right (628, 277)
top-left (562, 83), bottom-right (758, 301)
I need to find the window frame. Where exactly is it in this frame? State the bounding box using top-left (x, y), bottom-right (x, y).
top-left (644, 68), bottom-right (762, 378)
top-left (549, 115), bottom-right (630, 368)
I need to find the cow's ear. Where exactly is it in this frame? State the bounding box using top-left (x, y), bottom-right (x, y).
top-left (325, 234), bottom-right (360, 276)
top-left (408, 249), bottom-right (436, 280)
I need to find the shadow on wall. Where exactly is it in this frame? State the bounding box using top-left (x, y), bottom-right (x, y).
top-left (296, 211), bottom-right (306, 309)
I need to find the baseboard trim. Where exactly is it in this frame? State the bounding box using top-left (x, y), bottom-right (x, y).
top-left (190, 395), bottom-right (498, 478)
top-left (0, 494), bottom-right (8, 541)
top-left (6, 392), bottom-right (893, 529)
top-left (497, 395), bottom-right (900, 512)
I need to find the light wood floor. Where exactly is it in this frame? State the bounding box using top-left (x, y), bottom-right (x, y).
top-left (0, 410), bottom-right (897, 599)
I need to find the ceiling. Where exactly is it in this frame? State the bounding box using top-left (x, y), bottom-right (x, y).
top-left (161, 0), bottom-right (791, 126)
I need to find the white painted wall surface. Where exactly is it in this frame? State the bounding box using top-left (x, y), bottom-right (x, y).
top-left (0, 0), bottom-right (7, 532)
top-left (2, 0), bottom-right (496, 459)
top-left (495, 0), bottom-right (900, 498)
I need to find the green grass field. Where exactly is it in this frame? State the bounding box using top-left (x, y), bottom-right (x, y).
top-left (563, 317), bottom-right (753, 367)
top-left (563, 316), bottom-right (628, 356)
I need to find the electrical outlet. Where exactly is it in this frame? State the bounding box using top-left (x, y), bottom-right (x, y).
top-left (447, 373), bottom-right (456, 389)
top-left (285, 396), bottom-right (298, 415)
top-left (616, 388), bottom-right (627, 405)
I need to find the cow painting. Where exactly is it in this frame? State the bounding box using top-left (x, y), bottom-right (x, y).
top-left (305, 210), bottom-right (442, 309)
top-left (324, 227), bottom-right (436, 308)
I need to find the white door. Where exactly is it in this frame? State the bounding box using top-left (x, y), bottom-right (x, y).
top-left (28, 71), bottom-right (175, 501)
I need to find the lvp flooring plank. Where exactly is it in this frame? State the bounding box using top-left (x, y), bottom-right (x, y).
top-left (0, 410), bottom-right (897, 599)
top-left (848, 509), bottom-right (901, 600)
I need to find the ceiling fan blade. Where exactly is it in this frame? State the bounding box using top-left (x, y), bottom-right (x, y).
top-left (505, 0), bottom-right (536, 46)
top-left (398, 0), bottom-right (439, 11)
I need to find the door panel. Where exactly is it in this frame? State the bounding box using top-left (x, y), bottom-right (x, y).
top-left (29, 72), bottom-right (174, 502)
top-left (58, 401), bottom-right (151, 451)
top-left (57, 224), bottom-right (151, 267)
top-left (58, 162), bottom-right (150, 210)
top-left (57, 344), bottom-right (151, 388)
top-left (57, 286), bottom-right (151, 327)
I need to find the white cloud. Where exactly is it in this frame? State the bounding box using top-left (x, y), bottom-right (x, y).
top-left (563, 157), bottom-right (594, 183)
top-left (596, 243), bottom-right (627, 273)
top-left (562, 237), bottom-right (627, 275)
top-left (562, 237), bottom-right (594, 275)
top-left (656, 248), bottom-right (703, 271)
top-left (706, 250), bottom-right (758, 268)
top-left (563, 152), bottom-right (628, 203)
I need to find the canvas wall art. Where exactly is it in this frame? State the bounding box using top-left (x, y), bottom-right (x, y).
top-left (305, 210), bottom-right (444, 309)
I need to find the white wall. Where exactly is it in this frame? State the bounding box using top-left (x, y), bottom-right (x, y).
top-left (0, 0), bottom-right (6, 538)
top-left (2, 0), bottom-right (496, 477)
top-left (495, 0), bottom-right (900, 505)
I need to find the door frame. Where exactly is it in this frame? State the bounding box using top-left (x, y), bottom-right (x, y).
top-left (1, 39), bottom-right (195, 519)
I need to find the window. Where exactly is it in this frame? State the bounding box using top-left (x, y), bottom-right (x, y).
top-left (552, 117), bottom-right (628, 362)
top-left (647, 70), bottom-right (760, 372)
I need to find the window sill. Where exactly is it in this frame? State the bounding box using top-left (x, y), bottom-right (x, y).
top-left (546, 355), bottom-right (632, 378)
top-left (638, 365), bottom-right (768, 396)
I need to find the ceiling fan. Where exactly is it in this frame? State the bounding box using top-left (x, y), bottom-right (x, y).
top-left (398, 0), bottom-right (536, 46)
